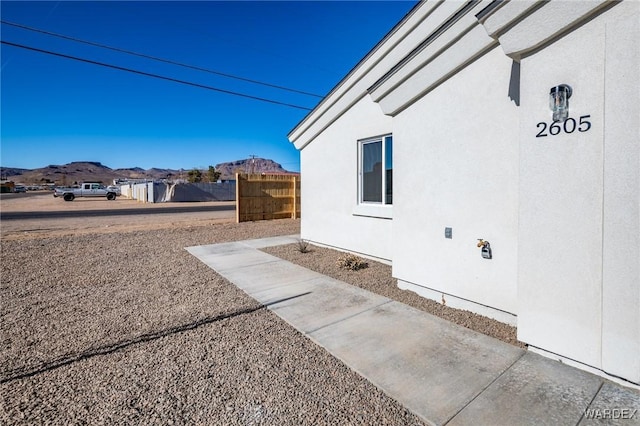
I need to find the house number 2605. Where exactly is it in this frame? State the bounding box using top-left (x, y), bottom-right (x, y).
top-left (536, 115), bottom-right (592, 137)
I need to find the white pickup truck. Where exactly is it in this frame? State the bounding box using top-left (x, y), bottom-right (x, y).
top-left (54, 183), bottom-right (120, 201)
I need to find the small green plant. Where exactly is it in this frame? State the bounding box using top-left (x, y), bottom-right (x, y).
top-left (297, 239), bottom-right (310, 253)
top-left (336, 253), bottom-right (368, 271)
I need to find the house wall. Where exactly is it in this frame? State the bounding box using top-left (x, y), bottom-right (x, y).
top-left (517, 2), bottom-right (640, 383)
top-left (300, 97), bottom-right (393, 261)
top-left (392, 47), bottom-right (520, 319)
top-left (601, 5), bottom-right (640, 385)
top-left (291, 0), bottom-right (639, 385)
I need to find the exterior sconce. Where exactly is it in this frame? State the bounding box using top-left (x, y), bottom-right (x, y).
top-left (549, 84), bottom-right (572, 122)
top-left (477, 239), bottom-right (492, 259)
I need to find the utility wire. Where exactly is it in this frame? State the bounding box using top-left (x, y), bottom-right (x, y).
top-left (1, 20), bottom-right (323, 98)
top-left (1, 40), bottom-right (313, 111)
top-left (117, 1), bottom-right (340, 77)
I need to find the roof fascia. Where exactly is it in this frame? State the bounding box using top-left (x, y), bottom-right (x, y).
top-left (481, 0), bottom-right (619, 60)
top-left (369, 0), bottom-right (620, 116)
top-left (287, 0), bottom-right (433, 150)
top-left (369, 0), bottom-right (495, 116)
top-left (368, 0), bottom-right (482, 95)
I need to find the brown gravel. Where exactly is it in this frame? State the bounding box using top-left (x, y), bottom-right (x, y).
top-left (261, 244), bottom-right (525, 349)
top-left (2, 193), bottom-right (523, 425)
top-left (1, 214), bottom-right (427, 425)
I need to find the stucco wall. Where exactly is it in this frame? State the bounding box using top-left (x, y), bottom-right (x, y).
top-left (517, 3), bottom-right (639, 382)
top-left (601, 5), bottom-right (640, 385)
top-left (391, 47), bottom-right (520, 317)
top-left (293, 0), bottom-right (639, 385)
top-left (300, 97), bottom-right (393, 261)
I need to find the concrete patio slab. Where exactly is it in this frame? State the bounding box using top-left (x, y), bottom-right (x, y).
top-left (216, 259), bottom-right (323, 295)
top-left (185, 241), bottom-right (247, 256)
top-left (187, 236), bottom-right (640, 426)
top-left (309, 301), bottom-right (525, 426)
top-left (184, 235), bottom-right (298, 257)
top-left (448, 352), bottom-right (603, 426)
top-left (579, 381), bottom-right (640, 425)
top-left (194, 250), bottom-right (280, 272)
top-left (254, 276), bottom-right (392, 333)
top-left (240, 234), bottom-right (300, 249)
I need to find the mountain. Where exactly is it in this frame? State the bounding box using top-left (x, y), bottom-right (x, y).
top-left (214, 158), bottom-right (290, 179)
top-left (0, 167), bottom-right (30, 178)
top-left (0, 162), bottom-right (118, 186)
top-left (0, 158), bottom-right (293, 185)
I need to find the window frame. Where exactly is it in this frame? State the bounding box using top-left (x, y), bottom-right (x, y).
top-left (357, 134), bottom-right (392, 208)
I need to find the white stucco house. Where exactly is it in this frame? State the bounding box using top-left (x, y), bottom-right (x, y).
top-left (288, 0), bottom-right (639, 386)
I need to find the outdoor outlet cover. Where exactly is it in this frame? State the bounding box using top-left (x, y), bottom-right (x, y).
top-left (445, 227), bottom-right (452, 239)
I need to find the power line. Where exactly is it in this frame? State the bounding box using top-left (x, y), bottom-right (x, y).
top-left (1, 20), bottom-right (323, 98)
top-left (248, 154), bottom-right (257, 174)
top-left (117, 1), bottom-right (341, 78)
top-left (1, 40), bottom-right (313, 111)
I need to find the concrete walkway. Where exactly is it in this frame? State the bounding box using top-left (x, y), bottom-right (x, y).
top-left (186, 235), bottom-right (640, 426)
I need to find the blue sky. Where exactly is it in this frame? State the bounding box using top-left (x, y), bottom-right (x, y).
top-left (1, 1), bottom-right (417, 171)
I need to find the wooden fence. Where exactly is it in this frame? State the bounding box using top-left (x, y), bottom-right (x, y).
top-left (236, 174), bottom-right (300, 223)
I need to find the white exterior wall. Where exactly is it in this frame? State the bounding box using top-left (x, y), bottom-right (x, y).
top-left (517, 3), bottom-right (639, 382)
top-left (300, 97), bottom-right (393, 261)
top-left (601, 7), bottom-right (640, 385)
top-left (291, 0), bottom-right (639, 385)
top-left (392, 47), bottom-right (519, 317)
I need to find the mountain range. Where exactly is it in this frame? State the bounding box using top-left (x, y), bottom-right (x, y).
top-left (0, 158), bottom-right (293, 185)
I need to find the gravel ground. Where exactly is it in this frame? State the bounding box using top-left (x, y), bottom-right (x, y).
top-left (1, 218), bottom-right (427, 425)
top-left (261, 244), bottom-right (525, 349)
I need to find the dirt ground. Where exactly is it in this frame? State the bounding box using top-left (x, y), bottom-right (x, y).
top-left (1, 192), bottom-right (527, 424)
top-left (0, 193), bottom-right (236, 240)
top-left (1, 193), bottom-right (522, 348)
top-left (1, 195), bottom-right (430, 425)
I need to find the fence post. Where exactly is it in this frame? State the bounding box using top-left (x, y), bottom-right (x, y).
top-left (292, 176), bottom-right (297, 219)
top-left (235, 173), bottom-right (241, 223)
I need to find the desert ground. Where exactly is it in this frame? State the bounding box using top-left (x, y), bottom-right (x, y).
top-left (1, 193), bottom-right (519, 424)
top-left (0, 192), bottom-right (236, 239)
top-left (1, 194), bottom-right (427, 425)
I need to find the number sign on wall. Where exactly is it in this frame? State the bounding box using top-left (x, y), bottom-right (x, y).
top-left (536, 115), bottom-right (592, 138)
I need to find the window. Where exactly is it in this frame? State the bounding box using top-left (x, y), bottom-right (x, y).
top-left (359, 135), bottom-right (392, 205)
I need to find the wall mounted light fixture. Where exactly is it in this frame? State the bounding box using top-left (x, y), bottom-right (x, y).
top-left (549, 84), bottom-right (572, 122)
